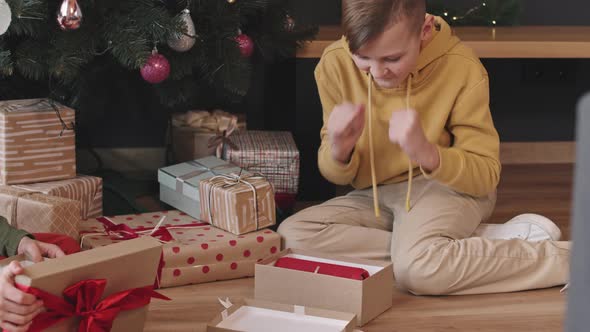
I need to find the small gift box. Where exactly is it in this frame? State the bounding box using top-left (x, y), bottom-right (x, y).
top-left (222, 130), bottom-right (300, 195)
top-left (172, 110), bottom-right (246, 163)
top-left (0, 186), bottom-right (81, 240)
top-left (256, 249), bottom-right (394, 326)
top-left (0, 98), bottom-right (76, 185)
top-left (0, 237), bottom-right (167, 331)
top-left (79, 210), bottom-right (281, 289)
top-left (158, 156), bottom-right (242, 219)
top-left (199, 173), bottom-right (276, 235)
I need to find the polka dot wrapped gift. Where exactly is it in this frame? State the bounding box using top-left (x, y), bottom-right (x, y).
top-left (79, 210), bottom-right (281, 289)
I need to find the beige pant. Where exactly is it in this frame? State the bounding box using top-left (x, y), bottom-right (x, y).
top-left (277, 176), bottom-right (570, 295)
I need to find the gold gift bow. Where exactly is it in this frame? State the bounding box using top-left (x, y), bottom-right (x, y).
top-left (206, 173), bottom-right (267, 233)
top-left (172, 110), bottom-right (240, 158)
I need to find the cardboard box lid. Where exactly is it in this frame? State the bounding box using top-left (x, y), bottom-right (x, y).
top-left (1, 237), bottom-right (162, 296)
top-left (158, 157), bottom-right (242, 200)
top-left (0, 237), bottom-right (163, 331)
top-left (207, 298), bottom-right (356, 332)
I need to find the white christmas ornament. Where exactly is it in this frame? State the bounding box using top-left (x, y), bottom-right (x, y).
top-left (0, 0), bottom-right (12, 36)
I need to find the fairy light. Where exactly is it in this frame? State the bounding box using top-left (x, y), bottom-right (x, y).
top-left (441, 2), bottom-right (502, 27)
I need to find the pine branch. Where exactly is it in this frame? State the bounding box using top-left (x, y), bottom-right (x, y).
top-left (6, 0), bottom-right (47, 38)
top-left (14, 40), bottom-right (48, 81)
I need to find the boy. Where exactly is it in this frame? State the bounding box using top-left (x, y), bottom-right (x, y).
top-left (0, 217), bottom-right (67, 331)
top-left (278, 0), bottom-right (570, 295)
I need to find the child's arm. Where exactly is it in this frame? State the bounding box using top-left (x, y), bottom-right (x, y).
top-left (421, 76), bottom-right (501, 197)
top-left (315, 60), bottom-right (362, 185)
top-left (0, 217), bottom-right (32, 258)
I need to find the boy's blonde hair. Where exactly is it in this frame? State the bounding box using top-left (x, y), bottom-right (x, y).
top-left (343, 0), bottom-right (426, 53)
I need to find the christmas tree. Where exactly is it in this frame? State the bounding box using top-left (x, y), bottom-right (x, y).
top-left (0, 0), bottom-right (317, 111)
top-left (428, 0), bottom-right (522, 26)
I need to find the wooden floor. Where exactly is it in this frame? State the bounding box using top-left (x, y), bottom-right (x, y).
top-left (145, 164), bottom-right (573, 331)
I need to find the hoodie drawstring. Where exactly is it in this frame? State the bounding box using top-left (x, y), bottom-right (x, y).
top-left (367, 73), bottom-right (414, 219)
top-left (367, 73), bottom-right (380, 218)
top-left (405, 74), bottom-right (414, 212)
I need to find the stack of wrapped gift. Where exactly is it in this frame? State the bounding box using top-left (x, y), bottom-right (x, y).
top-left (0, 99), bottom-right (103, 239)
top-left (79, 210), bottom-right (281, 288)
top-left (221, 130), bottom-right (300, 210)
top-left (159, 156), bottom-right (276, 235)
top-left (0, 237), bottom-right (167, 331)
top-left (171, 110), bottom-right (246, 163)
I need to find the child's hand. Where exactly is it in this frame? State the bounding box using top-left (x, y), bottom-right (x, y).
top-left (389, 109), bottom-right (440, 171)
top-left (17, 237), bottom-right (65, 263)
top-left (0, 261), bottom-right (44, 332)
top-left (327, 103), bottom-right (365, 163)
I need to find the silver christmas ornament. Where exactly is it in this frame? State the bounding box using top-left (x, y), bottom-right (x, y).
top-left (167, 9), bottom-right (196, 52)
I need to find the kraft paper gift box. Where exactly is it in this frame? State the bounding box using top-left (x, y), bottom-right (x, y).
top-left (199, 173), bottom-right (276, 235)
top-left (222, 130), bottom-right (300, 195)
top-left (158, 156), bottom-right (242, 219)
top-left (0, 186), bottom-right (81, 240)
top-left (207, 298), bottom-right (356, 332)
top-left (79, 210), bottom-right (281, 289)
top-left (172, 110), bottom-right (247, 163)
top-left (13, 175), bottom-right (103, 219)
top-left (0, 237), bottom-right (167, 332)
top-left (255, 248), bottom-right (394, 326)
top-left (0, 98), bottom-right (76, 185)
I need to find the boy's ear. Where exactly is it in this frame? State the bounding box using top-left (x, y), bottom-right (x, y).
top-left (421, 15), bottom-right (435, 42)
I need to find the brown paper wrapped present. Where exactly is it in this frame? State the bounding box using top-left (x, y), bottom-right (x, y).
top-left (172, 110), bottom-right (246, 163)
top-left (199, 174), bottom-right (276, 235)
top-left (13, 175), bottom-right (103, 219)
top-left (0, 237), bottom-right (167, 331)
top-left (0, 99), bottom-right (76, 185)
top-left (79, 210), bottom-right (281, 289)
top-left (222, 130), bottom-right (300, 195)
top-left (0, 186), bottom-right (81, 240)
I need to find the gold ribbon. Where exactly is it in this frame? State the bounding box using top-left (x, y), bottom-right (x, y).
top-left (205, 173), bottom-right (266, 232)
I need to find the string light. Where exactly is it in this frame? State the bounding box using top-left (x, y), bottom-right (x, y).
top-left (440, 2), bottom-right (501, 27)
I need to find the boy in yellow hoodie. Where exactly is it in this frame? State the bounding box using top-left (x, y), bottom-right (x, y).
top-left (278, 0), bottom-right (570, 295)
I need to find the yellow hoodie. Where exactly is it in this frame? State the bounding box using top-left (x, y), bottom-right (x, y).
top-left (315, 18), bottom-right (501, 199)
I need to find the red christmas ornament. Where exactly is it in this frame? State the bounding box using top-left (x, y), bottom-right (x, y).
top-left (235, 33), bottom-right (254, 58)
top-left (140, 51), bottom-right (170, 84)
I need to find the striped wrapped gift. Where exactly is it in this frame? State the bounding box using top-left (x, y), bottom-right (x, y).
top-left (200, 174), bottom-right (275, 235)
top-left (0, 99), bottom-right (76, 185)
top-left (13, 175), bottom-right (103, 219)
top-left (222, 131), bottom-right (300, 195)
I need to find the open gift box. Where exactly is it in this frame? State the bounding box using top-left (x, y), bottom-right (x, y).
top-left (0, 237), bottom-right (167, 331)
top-left (207, 298), bottom-right (357, 332)
top-left (255, 249), bottom-right (393, 326)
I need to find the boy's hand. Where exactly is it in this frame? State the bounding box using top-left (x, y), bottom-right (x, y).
top-left (327, 103), bottom-right (365, 163)
top-left (17, 237), bottom-right (65, 263)
top-left (389, 109), bottom-right (440, 172)
top-left (0, 261), bottom-right (44, 332)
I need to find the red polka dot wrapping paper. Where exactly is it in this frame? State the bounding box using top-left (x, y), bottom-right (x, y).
top-left (221, 131), bottom-right (300, 195)
top-left (79, 210), bottom-right (281, 288)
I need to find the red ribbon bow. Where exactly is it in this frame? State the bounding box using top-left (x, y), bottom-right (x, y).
top-left (94, 217), bottom-right (208, 243)
top-left (16, 279), bottom-right (170, 332)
